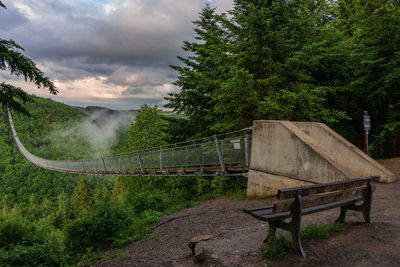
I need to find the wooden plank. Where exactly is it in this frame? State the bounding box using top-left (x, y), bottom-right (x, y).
top-left (274, 186), bottom-right (367, 213)
top-left (255, 196), bottom-right (363, 222)
top-left (243, 204), bottom-right (273, 214)
top-left (277, 176), bottom-right (379, 200)
top-left (251, 208), bottom-right (274, 217)
top-left (227, 166), bottom-right (249, 172)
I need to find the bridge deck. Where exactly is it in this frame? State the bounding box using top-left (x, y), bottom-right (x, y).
top-left (8, 107), bottom-right (251, 176)
top-left (47, 165), bottom-right (249, 176)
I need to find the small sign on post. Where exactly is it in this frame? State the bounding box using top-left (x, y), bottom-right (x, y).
top-left (363, 111), bottom-right (370, 154)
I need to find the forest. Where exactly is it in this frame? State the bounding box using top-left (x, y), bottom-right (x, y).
top-left (0, 0), bottom-right (399, 265)
top-left (167, 0), bottom-right (400, 158)
top-left (0, 96), bottom-right (244, 265)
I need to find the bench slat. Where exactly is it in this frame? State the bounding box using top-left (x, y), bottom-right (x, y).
top-left (277, 176), bottom-right (379, 200)
top-left (273, 186), bottom-right (367, 213)
top-left (243, 204), bottom-right (273, 214)
top-left (254, 196), bottom-right (364, 221)
top-left (250, 208), bottom-right (274, 217)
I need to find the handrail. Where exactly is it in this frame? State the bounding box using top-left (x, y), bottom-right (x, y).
top-left (7, 106), bottom-right (251, 176)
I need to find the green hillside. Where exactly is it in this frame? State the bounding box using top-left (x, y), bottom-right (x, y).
top-left (0, 96), bottom-right (95, 204)
top-left (0, 96), bottom-right (240, 265)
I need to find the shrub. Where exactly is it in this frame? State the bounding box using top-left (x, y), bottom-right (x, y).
top-left (262, 235), bottom-right (293, 260)
top-left (0, 242), bottom-right (66, 266)
top-left (0, 218), bottom-right (33, 248)
top-left (64, 201), bottom-right (130, 253)
top-left (0, 217), bottom-right (66, 266)
top-left (126, 191), bottom-right (170, 213)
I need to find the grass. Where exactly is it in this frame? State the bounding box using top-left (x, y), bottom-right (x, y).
top-left (301, 222), bottom-right (346, 241)
top-left (262, 222), bottom-right (347, 260)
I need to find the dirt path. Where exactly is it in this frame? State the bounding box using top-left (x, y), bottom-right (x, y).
top-left (100, 158), bottom-right (400, 267)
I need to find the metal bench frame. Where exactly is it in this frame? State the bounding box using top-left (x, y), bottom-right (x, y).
top-left (244, 176), bottom-right (378, 258)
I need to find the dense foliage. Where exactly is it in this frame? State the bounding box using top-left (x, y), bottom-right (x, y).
top-left (128, 105), bottom-right (169, 151)
top-left (167, 0), bottom-right (400, 158)
top-left (1, 0), bottom-right (399, 264)
top-left (0, 97), bottom-right (244, 265)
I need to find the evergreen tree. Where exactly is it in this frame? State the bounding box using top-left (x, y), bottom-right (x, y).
top-left (71, 178), bottom-right (93, 217)
top-left (165, 5), bottom-right (230, 135)
top-left (56, 191), bottom-right (69, 225)
top-left (213, 0), bottom-right (347, 131)
top-left (128, 105), bottom-right (168, 151)
top-left (0, 2), bottom-right (56, 114)
top-left (335, 0), bottom-right (400, 156)
top-left (95, 185), bottom-right (110, 202)
top-left (111, 176), bottom-right (126, 203)
top-left (167, 1), bottom-right (348, 133)
top-left (1, 194), bottom-right (8, 216)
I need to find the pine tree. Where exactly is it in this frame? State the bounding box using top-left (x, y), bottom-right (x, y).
top-left (56, 191), bottom-right (69, 224)
top-left (128, 105), bottom-right (169, 151)
top-left (211, 0), bottom-right (347, 131)
top-left (165, 5), bottom-right (230, 135)
top-left (1, 194), bottom-right (8, 216)
top-left (71, 178), bottom-right (93, 217)
top-left (111, 176), bottom-right (126, 203)
top-left (335, 0), bottom-right (400, 156)
top-left (95, 185), bottom-right (110, 202)
top-left (167, 1), bottom-right (348, 134)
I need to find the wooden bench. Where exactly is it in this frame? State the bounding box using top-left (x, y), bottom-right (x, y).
top-left (243, 176), bottom-right (379, 258)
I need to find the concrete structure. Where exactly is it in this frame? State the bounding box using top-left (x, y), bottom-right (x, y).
top-left (247, 120), bottom-right (396, 197)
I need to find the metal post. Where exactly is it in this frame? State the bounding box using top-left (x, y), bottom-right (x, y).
top-left (101, 158), bottom-right (107, 171)
top-left (119, 155), bottom-right (122, 170)
top-left (82, 160), bottom-right (85, 170)
top-left (185, 146), bottom-right (188, 168)
top-left (364, 111), bottom-right (370, 155)
top-left (245, 134), bottom-right (249, 166)
top-left (201, 143), bottom-right (204, 168)
top-left (160, 150), bottom-right (163, 170)
top-left (137, 151), bottom-right (144, 174)
top-left (214, 135), bottom-right (226, 173)
top-left (172, 147), bottom-right (175, 168)
top-left (65, 161), bottom-right (68, 169)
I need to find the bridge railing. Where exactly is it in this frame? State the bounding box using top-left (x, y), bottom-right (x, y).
top-left (8, 106), bottom-right (251, 175)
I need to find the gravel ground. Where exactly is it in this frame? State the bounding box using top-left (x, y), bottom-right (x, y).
top-left (99, 158), bottom-right (400, 267)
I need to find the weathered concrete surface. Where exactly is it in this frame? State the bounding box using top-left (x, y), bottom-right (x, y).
top-left (293, 122), bottom-right (395, 183)
top-left (247, 169), bottom-right (313, 197)
top-left (248, 120), bottom-right (395, 197)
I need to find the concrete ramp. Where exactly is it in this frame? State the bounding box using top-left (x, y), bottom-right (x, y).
top-left (247, 120), bottom-right (395, 197)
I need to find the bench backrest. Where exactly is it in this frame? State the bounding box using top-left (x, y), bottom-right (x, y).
top-left (273, 176), bottom-right (379, 213)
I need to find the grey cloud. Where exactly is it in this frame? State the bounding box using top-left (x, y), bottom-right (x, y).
top-left (60, 96), bottom-right (163, 110)
top-left (2, 0), bottom-right (233, 109)
top-left (7, 0), bottom-right (203, 67)
top-left (106, 66), bottom-right (175, 87)
top-left (0, 4), bottom-right (28, 30)
top-left (122, 87), bottom-right (145, 96)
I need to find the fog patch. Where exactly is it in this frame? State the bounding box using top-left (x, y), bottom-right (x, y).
top-left (78, 107), bottom-right (136, 154)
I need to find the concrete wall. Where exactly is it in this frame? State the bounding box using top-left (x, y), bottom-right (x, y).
top-left (293, 122), bottom-right (395, 183)
top-left (247, 120), bottom-right (395, 197)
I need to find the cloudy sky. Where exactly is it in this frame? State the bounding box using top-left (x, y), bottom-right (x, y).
top-left (0, 0), bottom-right (233, 110)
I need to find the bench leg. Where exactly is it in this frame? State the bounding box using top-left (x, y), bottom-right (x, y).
top-left (336, 181), bottom-right (373, 224)
top-left (278, 191), bottom-right (306, 258)
top-left (361, 181), bottom-right (373, 224)
top-left (290, 191), bottom-right (306, 259)
top-left (263, 221), bottom-right (279, 243)
top-left (336, 206), bottom-right (348, 223)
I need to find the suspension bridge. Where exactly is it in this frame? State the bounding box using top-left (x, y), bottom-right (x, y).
top-left (7, 107), bottom-right (252, 177)
top-left (8, 107), bottom-right (395, 197)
